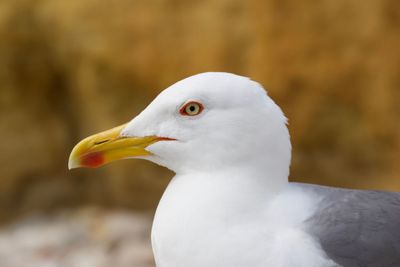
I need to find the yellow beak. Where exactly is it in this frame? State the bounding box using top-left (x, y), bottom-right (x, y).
top-left (68, 123), bottom-right (171, 169)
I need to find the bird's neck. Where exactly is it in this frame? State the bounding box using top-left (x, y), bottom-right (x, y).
top-left (172, 162), bottom-right (289, 216)
top-left (152, 164), bottom-right (289, 260)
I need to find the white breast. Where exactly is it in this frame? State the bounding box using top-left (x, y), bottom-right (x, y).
top-left (151, 175), bottom-right (338, 267)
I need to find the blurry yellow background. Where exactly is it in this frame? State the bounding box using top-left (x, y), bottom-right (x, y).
top-left (1, 0), bottom-right (400, 224)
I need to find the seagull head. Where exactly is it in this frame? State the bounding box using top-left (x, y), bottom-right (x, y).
top-left (69, 72), bottom-right (291, 176)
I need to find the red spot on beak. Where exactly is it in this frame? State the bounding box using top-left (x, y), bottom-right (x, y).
top-left (81, 152), bottom-right (104, 168)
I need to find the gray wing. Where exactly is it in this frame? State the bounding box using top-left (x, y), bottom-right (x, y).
top-left (300, 184), bottom-right (400, 267)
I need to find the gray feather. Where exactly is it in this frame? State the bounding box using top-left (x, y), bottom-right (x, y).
top-left (298, 183), bottom-right (400, 267)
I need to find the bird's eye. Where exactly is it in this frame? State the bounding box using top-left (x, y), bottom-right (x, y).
top-left (180, 101), bottom-right (204, 116)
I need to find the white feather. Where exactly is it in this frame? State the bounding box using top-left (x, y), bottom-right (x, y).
top-left (121, 72), bottom-right (339, 266)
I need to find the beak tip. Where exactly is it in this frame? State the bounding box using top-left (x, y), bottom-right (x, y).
top-left (68, 153), bottom-right (80, 170)
top-left (68, 161), bottom-right (76, 170)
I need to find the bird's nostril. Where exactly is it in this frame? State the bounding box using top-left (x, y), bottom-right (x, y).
top-left (94, 139), bottom-right (109, 145)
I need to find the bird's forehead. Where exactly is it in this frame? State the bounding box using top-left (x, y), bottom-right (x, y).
top-left (157, 72), bottom-right (265, 106)
top-left (169, 72), bottom-right (250, 93)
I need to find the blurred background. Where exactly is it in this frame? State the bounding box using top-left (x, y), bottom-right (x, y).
top-left (0, 0), bottom-right (399, 266)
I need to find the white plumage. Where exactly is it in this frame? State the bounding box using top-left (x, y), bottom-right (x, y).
top-left (70, 72), bottom-right (400, 267)
top-left (121, 73), bottom-right (336, 266)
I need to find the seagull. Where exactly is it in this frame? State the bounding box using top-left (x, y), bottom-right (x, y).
top-left (69, 72), bottom-right (400, 267)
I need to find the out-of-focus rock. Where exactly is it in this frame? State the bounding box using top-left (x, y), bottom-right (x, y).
top-left (0, 208), bottom-right (154, 267)
top-left (0, 0), bottom-right (399, 221)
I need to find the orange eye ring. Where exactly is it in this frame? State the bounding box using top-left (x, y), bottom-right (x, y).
top-left (179, 101), bottom-right (204, 116)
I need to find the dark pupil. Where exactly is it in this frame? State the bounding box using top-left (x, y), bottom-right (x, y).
top-left (189, 105), bottom-right (196, 112)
